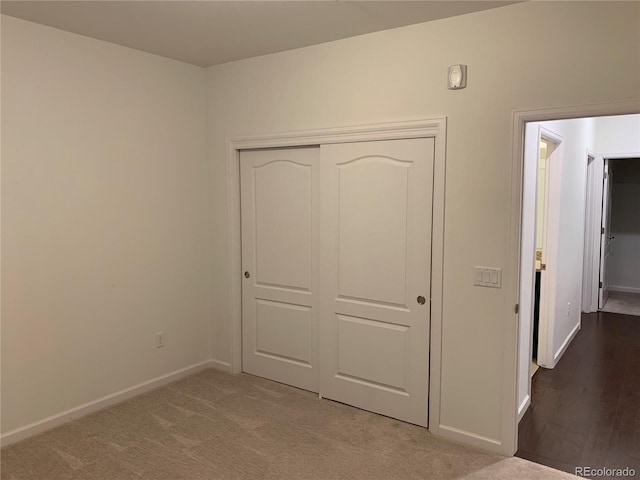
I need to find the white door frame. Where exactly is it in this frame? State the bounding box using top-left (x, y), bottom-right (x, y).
top-left (582, 151), bottom-right (599, 313)
top-left (599, 158), bottom-right (612, 309)
top-left (225, 118), bottom-right (447, 432)
top-left (516, 122), bottom-right (539, 421)
top-left (510, 100), bottom-right (640, 454)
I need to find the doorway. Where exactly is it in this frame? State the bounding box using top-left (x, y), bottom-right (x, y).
top-left (517, 123), bottom-right (564, 419)
top-left (598, 158), bottom-right (640, 316)
top-left (518, 114), bottom-right (640, 422)
top-left (583, 155), bottom-right (640, 316)
top-left (515, 111), bottom-right (640, 472)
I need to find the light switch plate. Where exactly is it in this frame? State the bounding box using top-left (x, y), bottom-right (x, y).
top-left (474, 267), bottom-right (502, 288)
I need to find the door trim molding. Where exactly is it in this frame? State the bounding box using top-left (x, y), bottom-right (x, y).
top-left (510, 99), bottom-right (640, 455)
top-left (582, 150), bottom-right (599, 313)
top-left (225, 118), bottom-right (447, 434)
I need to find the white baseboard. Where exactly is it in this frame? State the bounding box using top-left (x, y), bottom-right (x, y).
top-left (437, 424), bottom-right (504, 454)
top-left (1, 360), bottom-right (214, 448)
top-left (517, 394), bottom-right (531, 423)
top-left (209, 358), bottom-right (232, 373)
top-left (609, 285), bottom-right (640, 294)
top-left (553, 322), bottom-right (581, 364)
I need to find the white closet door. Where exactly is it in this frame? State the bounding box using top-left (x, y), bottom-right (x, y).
top-left (319, 138), bottom-right (433, 427)
top-left (241, 147), bottom-right (320, 392)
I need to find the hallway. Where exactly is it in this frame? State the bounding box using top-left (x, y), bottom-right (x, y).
top-left (517, 311), bottom-right (640, 476)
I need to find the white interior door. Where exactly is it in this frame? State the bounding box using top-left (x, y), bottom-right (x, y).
top-left (599, 160), bottom-right (612, 309)
top-left (241, 147), bottom-right (320, 392)
top-left (536, 138), bottom-right (551, 365)
top-left (319, 138), bottom-right (433, 427)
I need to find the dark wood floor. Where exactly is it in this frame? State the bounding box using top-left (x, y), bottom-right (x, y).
top-left (517, 311), bottom-right (640, 477)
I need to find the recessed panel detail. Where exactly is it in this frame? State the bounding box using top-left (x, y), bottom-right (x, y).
top-left (337, 157), bottom-right (409, 305)
top-left (254, 160), bottom-right (312, 291)
top-left (256, 299), bottom-right (312, 365)
top-left (336, 314), bottom-right (408, 391)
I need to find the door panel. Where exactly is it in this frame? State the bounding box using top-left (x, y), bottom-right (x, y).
top-left (253, 160), bottom-right (313, 291)
top-left (241, 147), bottom-right (320, 392)
top-left (337, 158), bottom-right (410, 306)
top-left (255, 300), bottom-right (312, 365)
top-left (319, 138), bottom-right (433, 427)
top-left (599, 160), bottom-right (612, 308)
top-left (336, 314), bottom-right (409, 392)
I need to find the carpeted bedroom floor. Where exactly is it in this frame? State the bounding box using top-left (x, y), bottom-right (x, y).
top-left (1, 369), bottom-right (578, 479)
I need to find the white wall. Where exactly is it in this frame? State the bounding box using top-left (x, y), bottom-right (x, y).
top-left (1, 16), bottom-right (211, 435)
top-left (206, 1), bottom-right (640, 453)
top-left (542, 118), bottom-right (595, 365)
top-left (595, 114), bottom-right (640, 154)
top-left (609, 160), bottom-right (640, 293)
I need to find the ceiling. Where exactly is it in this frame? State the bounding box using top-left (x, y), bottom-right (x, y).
top-left (1, 1), bottom-right (518, 67)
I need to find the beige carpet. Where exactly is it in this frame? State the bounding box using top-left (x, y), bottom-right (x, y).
top-left (1, 369), bottom-right (578, 480)
top-left (602, 291), bottom-right (640, 316)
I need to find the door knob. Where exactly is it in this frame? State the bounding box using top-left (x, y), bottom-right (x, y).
top-left (244, 271), bottom-right (250, 278)
top-left (417, 296), bottom-right (426, 305)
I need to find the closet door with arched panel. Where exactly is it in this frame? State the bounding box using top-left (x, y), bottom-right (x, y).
top-left (240, 147), bottom-right (320, 392)
top-left (319, 138), bottom-right (433, 427)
